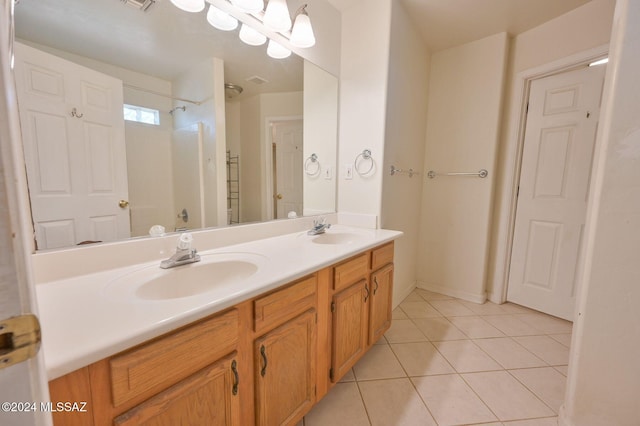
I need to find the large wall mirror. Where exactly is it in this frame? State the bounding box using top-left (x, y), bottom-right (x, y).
top-left (14, 0), bottom-right (338, 251)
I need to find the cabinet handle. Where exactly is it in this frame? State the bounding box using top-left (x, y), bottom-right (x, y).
top-left (231, 360), bottom-right (239, 395)
top-left (260, 345), bottom-right (268, 377)
top-left (374, 277), bottom-right (379, 295)
top-left (364, 283), bottom-right (370, 302)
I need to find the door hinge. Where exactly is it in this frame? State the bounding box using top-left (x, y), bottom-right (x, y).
top-left (330, 302), bottom-right (335, 313)
top-left (526, 102), bottom-right (530, 114)
top-left (0, 314), bottom-right (41, 370)
top-left (329, 368), bottom-right (334, 381)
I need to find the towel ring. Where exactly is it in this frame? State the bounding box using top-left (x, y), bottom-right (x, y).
top-left (304, 153), bottom-right (321, 176)
top-left (354, 149), bottom-right (374, 176)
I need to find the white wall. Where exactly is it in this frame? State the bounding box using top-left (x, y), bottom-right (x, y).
top-left (337, 0), bottom-right (392, 224)
top-left (303, 61), bottom-right (338, 215)
top-left (417, 32), bottom-right (509, 303)
top-left (380, 0), bottom-right (430, 305)
top-left (486, 0), bottom-right (616, 301)
top-left (561, 0), bottom-right (640, 423)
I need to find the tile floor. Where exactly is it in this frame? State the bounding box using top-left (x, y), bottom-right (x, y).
top-left (302, 289), bottom-right (572, 426)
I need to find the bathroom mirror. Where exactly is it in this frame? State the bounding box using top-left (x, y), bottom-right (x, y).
top-left (14, 0), bottom-right (338, 250)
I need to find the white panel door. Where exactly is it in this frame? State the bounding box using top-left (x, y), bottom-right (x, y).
top-left (14, 43), bottom-right (130, 249)
top-left (273, 120), bottom-right (303, 219)
top-left (507, 65), bottom-right (606, 320)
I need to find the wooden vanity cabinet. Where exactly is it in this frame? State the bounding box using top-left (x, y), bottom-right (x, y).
top-left (329, 242), bottom-right (394, 383)
top-left (48, 242), bottom-right (394, 426)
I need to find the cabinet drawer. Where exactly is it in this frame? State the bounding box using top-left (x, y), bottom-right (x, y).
top-left (110, 309), bottom-right (239, 407)
top-left (254, 275), bottom-right (317, 333)
top-left (333, 253), bottom-right (369, 291)
top-left (371, 242), bottom-right (394, 271)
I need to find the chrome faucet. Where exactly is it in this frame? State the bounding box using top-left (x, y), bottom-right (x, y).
top-left (160, 233), bottom-right (201, 269)
top-left (307, 218), bottom-right (331, 235)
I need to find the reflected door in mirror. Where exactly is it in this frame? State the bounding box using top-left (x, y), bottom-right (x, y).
top-left (272, 119), bottom-right (303, 219)
top-left (14, 44), bottom-right (130, 249)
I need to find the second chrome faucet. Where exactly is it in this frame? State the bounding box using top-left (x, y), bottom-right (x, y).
top-left (160, 233), bottom-right (201, 269)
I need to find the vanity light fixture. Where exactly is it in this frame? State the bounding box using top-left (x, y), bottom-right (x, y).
top-left (267, 39), bottom-right (291, 59)
top-left (169, 0), bottom-right (205, 13)
top-left (230, 0), bottom-right (264, 13)
top-left (168, 0), bottom-right (317, 58)
top-left (263, 0), bottom-right (292, 32)
top-left (239, 23), bottom-right (267, 46)
top-left (290, 4), bottom-right (315, 48)
top-left (207, 4), bottom-right (238, 31)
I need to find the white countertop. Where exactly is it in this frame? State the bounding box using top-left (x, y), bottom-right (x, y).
top-left (36, 225), bottom-right (402, 380)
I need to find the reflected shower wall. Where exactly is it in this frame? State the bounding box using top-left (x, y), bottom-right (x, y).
top-left (172, 123), bottom-right (204, 231)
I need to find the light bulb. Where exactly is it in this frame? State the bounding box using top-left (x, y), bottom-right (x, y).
top-left (264, 0), bottom-right (292, 32)
top-left (230, 0), bottom-right (264, 13)
top-left (169, 0), bottom-right (205, 13)
top-left (207, 5), bottom-right (238, 31)
top-left (239, 24), bottom-right (267, 46)
top-left (290, 10), bottom-right (315, 48)
top-left (267, 40), bottom-right (291, 59)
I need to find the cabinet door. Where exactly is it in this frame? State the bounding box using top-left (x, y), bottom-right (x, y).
top-left (370, 264), bottom-right (394, 344)
top-left (113, 353), bottom-right (240, 426)
top-left (331, 279), bottom-right (369, 382)
top-left (255, 310), bottom-right (317, 426)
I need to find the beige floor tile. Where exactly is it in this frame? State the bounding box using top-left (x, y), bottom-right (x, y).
top-left (373, 335), bottom-right (388, 345)
top-left (548, 334), bottom-right (572, 348)
top-left (503, 417), bottom-right (558, 425)
top-left (353, 344), bottom-right (406, 381)
top-left (339, 368), bottom-right (356, 382)
top-left (358, 378), bottom-right (437, 426)
top-left (412, 374), bottom-right (498, 425)
top-left (402, 291), bottom-right (426, 302)
top-left (433, 340), bottom-right (502, 373)
top-left (514, 314), bottom-right (573, 334)
top-left (416, 288), bottom-right (454, 301)
top-left (412, 317), bottom-right (468, 341)
top-left (554, 366), bottom-right (569, 376)
top-left (390, 342), bottom-right (455, 376)
top-left (509, 367), bottom-right (566, 413)
top-left (430, 299), bottom-right (477, 316)
top-left (482, 315), bottom-right (542, 336)
top-left (474, 338), bottom-right (546, 369)
top-left (399, 300), bottom-right (442, 319)
top-left (384, 319), bottom-right (428, 343)
top-left (304, 382), bottom-right (370, 426)
top-left (393, 307), bottom-right (408, 320)
top-left (513, 336), bottom-right (570, 366)
top-left (462, 371), bottom-right (555, 421)
top-left (460, 300), bottom-right (511, 315)
top-left (449, 316), bottom-right (506, 338)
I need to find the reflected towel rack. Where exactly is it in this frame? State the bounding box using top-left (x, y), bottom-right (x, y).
top-left (427, 169), bottom-right (488, 179)
top-left (390, 165), bottom-right (419, 178)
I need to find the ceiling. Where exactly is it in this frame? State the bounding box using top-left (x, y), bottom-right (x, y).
top-left (328, 0), bottom-right (592, 52)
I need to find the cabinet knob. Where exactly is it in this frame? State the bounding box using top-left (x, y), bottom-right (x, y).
top-left (260, 345), bottom-right (268, 377)
top-left (231, 360), bottom-right (239, 395)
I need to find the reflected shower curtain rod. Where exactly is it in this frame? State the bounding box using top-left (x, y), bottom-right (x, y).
top-left (123, 83), bottom-right (203, 105)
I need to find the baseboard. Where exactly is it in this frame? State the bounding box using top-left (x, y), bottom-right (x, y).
top-left (558, 404), bottom-right (572, 426)
top-left (393, 281), bottom-right (417, 310)
top-left (486, 291), bottom-right (504, 304)
top-left (416, 281), bottom-right (487, 304)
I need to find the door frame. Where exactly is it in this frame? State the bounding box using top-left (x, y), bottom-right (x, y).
top-left (490, 44), bottom-right (609, 304)
top-left (262, 115), bottom-right (303, 221)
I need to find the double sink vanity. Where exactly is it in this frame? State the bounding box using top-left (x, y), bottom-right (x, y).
top-left (38, 224), bottom-right (402, 425)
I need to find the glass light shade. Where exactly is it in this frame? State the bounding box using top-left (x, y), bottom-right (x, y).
top-left (230, 0), bottom-right (264, 13)
top-left (206, 5), bottom-right (238, 31)
top-left (267, 40), bottom-right (291, 59)
top-left (239, 24), bottom-right (267, 46)
top-left (290, 13), bottom-right (315, 48)
top-left (169, 0), bottom-right (205, 13)
top-left (263, 0), bottom-right (292, 32)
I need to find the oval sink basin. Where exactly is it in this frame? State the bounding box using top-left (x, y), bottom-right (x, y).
top-left (104, 252), bottom-right (267, 301)
top-left (310, 232), bottom-right (362, 245)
